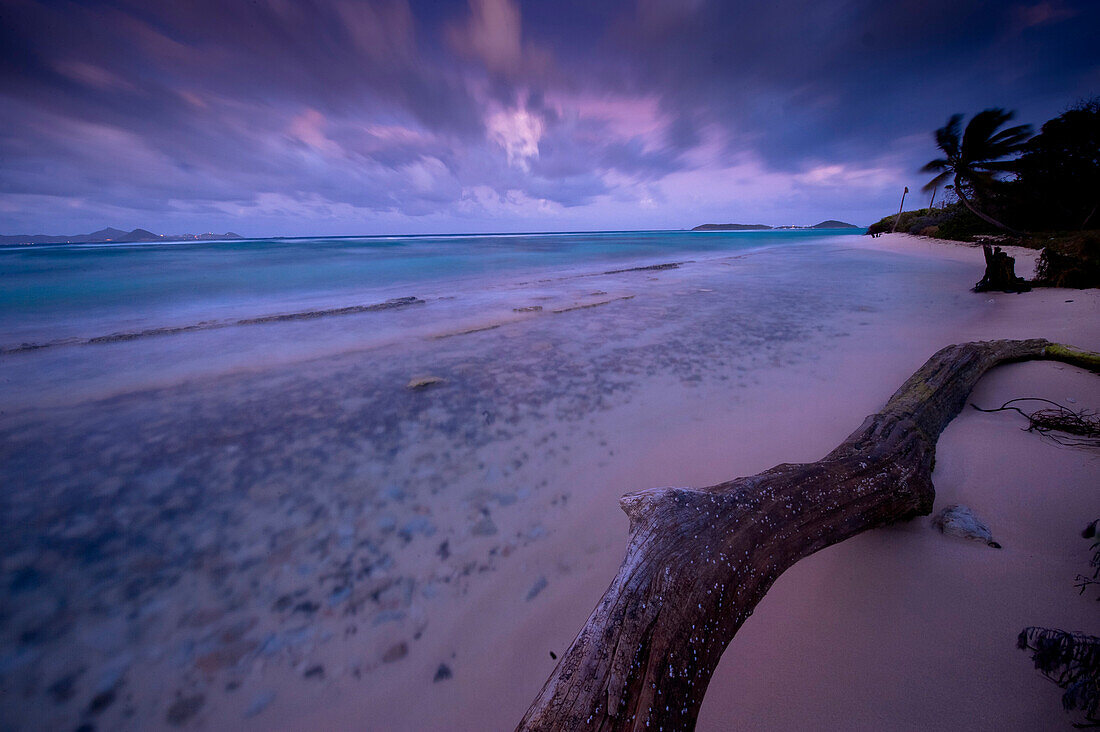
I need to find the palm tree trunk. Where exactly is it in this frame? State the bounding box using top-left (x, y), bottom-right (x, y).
top-left (954, 178), bottom-right (1020, 234)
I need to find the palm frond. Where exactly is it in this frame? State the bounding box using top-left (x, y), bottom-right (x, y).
top-left (922, 169), bottom-right (952, 192)
top-left (962, 108), bottom-right (1015, 158)
top-left (933, 114), bottom-right (963, 158)
top-left (920, 158), bottom-right (950, 173)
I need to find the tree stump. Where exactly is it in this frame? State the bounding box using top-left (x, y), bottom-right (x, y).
top-left (974, 244), bottom-right (1030, 292)
top-left (519, 339), bottom-right (1099, 731)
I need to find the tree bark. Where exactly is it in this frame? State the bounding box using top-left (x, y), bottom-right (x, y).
top-left (519, 339), bottom-right (1100, 732)
top-left (974, 244), bottom-right (1030, 293)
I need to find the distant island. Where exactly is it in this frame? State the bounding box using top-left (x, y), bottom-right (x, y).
top-left (0, 227), bottom-right (244, 246)
top-left (692, 220), bottom-right (859, 231)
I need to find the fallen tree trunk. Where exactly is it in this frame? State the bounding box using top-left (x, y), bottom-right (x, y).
top-left (519, 339), bottom-right (1100, 731)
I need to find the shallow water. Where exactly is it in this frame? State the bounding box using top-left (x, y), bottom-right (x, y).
top-left (0, 231), bottom-right (985, 730)
top-left (0, 229), bottom-right (859, 351)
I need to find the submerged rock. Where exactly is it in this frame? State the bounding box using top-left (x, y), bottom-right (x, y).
top-left (525, 576), bottom-right (548, 601)
top-left (433, 663), bottom-right (452, 682)
top-left (933, 505), bottom-right (1001, 548)
top-left (382, 642), bottom-right (408, 663)
top-left (470, 515), bottom-right (498, 537)
top-left (406, 376), bottom-right (445, 390)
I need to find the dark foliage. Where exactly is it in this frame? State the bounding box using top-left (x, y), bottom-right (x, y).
top-left (1018, 627), bottom-right (1100, 727)
top-left (921, 109), bottom-right (1032, 232)
top-left (1034, 232), bottom-right (1100, 288)
top-left (1011, 99), bottom-right (1100, 231)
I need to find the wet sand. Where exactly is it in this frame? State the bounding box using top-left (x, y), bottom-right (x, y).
top-left (1, 233), bottom-right (1096, 730)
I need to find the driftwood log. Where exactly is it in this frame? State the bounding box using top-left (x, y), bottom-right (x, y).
top-left (519, 339), bottom-right (1099, 731)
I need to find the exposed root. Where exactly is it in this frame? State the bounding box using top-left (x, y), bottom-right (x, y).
top-left (971, 397), bottom-right (1100, 448)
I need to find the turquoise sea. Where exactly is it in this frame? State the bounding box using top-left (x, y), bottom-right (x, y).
top-left (0, 229), bottom-right (863, 351)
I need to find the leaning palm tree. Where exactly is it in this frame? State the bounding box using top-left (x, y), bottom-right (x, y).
top-left (922, 108), bottom-right (1031, 232)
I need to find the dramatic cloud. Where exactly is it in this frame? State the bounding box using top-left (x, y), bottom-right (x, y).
top-left (0, 0), bottom-right (1096, 235)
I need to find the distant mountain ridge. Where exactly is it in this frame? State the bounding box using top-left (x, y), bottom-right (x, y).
top-left (0, 228), bottom-right (244, 245)
top-left (692, 220), bottom-right (859, 231)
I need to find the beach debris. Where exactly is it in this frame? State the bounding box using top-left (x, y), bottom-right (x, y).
top-left (382, 642), bottom-right (408, 663)
top-left (1074, 519), bottom-right (1100, 600)
top-left (166, 694), bottom-right (205, 726)
top-left (932, 505), bottom-right (1001, 548)
top-left (526, 576), bottom-right (548, 601)
top-left (518, 340), bottom-right (1100, 730)
top-left (303, 664), bottom-right (324, 680)
top-left (972, 397), bottom-right (1100, 448)
top-left (513, 305), bottom-right (543, 313)
top-left (1017, 628), bottom-right (1100, 727)
top-left (433, 663), bottom-right (453, 682)
top-left (406, 375), bottom-right (445, 390)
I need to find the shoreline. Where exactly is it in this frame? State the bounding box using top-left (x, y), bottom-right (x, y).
top-left (1, 233), bottom-right (1096, 730)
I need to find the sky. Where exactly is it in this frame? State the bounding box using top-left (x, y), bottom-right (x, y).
top-left (1, 0), bottom-right (1097, 237)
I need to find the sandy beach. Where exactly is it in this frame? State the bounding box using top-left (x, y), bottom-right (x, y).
top-left (1, 233), bottom-right (1096, 731)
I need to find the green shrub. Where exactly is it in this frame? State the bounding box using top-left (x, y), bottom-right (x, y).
top-left (865, 203), bottom-right (991, 241)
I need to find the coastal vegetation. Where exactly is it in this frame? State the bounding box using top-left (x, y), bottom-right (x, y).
top-left (867, 99), bottom-right (1099, 288)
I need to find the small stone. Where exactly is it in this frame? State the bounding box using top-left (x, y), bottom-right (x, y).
top-left (382, 642), bottom-right (408, 663)
top-left (406, 376), bottom-right (445, 390)
top-left (526, 576), bottom-right (548, 601)
top-left (471, 516), bottom-right (498, 537)
top-left (166, 694), bottom-right (205, 725)
top-left (433, 663), bottom-right (453, 682)
top-left (303, 665), bottom-right (324, 680)
top-left (933, 505), bottom-right (1001, 548)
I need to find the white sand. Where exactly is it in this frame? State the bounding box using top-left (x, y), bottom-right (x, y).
top-left (255, 234), bottom-right (1098, 730)
top-left (5, 234), bottom-right (1095, 730)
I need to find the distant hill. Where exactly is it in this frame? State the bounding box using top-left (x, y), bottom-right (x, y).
top-left (0, 228), bottom-right (244, 245)
top-left (691, 223), bottom-right (773, 231)
top-left (692, 220), bottom-right (858, 231)
top-left (809, 220), bottom-right (859, 229)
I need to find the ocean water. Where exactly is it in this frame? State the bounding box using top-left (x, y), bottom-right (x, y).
top-left (0, 229), bottom-right (862, 351)
top-left (6, 226), bottom-right (1001, 730)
